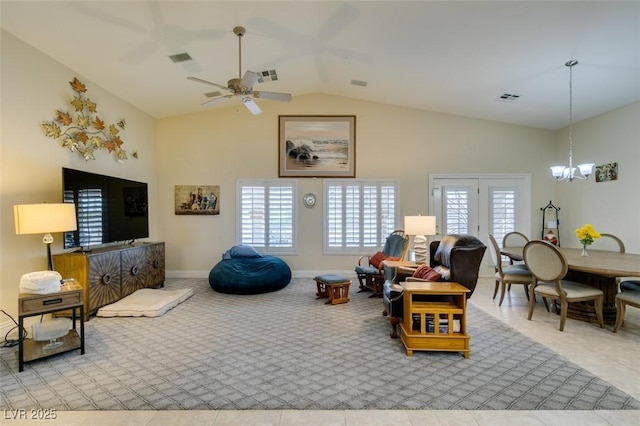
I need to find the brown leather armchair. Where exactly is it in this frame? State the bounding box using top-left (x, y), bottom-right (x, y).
top-left (382, 234), bottom-right (486, 338)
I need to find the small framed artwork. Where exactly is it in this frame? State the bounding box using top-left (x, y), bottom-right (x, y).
top-left (595, 162), bottom-right (618, 183)
top-left (175, 185), bottom-right (220, 215)
top-left (279, 115), bottom-right (356, 178)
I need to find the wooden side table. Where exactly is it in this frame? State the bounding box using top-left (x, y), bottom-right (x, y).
top-left (18, 280), bottom-right (85, 372)
top-left (399, 281), bottom-right (470, 358)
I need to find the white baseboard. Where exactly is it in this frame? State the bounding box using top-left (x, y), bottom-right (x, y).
top-left (165, 269), bottom-right (359, 280)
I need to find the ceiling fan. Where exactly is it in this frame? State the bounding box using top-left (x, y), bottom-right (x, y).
top-left (188, 26), bottom-right (292, 115)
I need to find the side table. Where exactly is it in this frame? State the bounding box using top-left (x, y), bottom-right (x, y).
top-left (18, 280), bottom-right (85, 372)
top-left (399, 281), bottom-right (470, 358)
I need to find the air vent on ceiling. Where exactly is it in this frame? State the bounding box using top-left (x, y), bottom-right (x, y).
top-left (257, 70), bottom-right (278, 82)
top-left (497, 93), bottom-right (520, 102)
top-left (205, 91), bottom-right (222, 98)
top-left (168, 53), bottom-right (193, 63)
top-left (351, 79), bottom-right (368, 87)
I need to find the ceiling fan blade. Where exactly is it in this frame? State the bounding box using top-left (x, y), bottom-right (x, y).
top-left (253, 91), bottom-right (292, 102)
top-left (201, 94), bottom-right (234, 106)
top-left (187, 76), bottom-right (230, 92)
top-left (241, 97), bottom-right (262, 115)
top-left (240, 71), bottom-right (260, 89)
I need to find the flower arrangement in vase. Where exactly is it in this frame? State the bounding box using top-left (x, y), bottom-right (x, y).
top-left (575, 224), bottom-right (601, 256)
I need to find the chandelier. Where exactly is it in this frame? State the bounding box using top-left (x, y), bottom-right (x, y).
top-left (550, 60), bottom-right (594, 182)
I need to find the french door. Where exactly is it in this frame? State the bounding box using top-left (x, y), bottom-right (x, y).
top-left (431, 178), bottom-right (479, 237)
top-left (430, 174), bottom-right (531, 270)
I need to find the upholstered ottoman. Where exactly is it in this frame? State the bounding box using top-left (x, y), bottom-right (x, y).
top-left (314, 274), bottom-right (351, 305)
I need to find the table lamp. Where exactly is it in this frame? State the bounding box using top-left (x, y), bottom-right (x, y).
top-left (14, 203), bottom-right (77, 270)
top-left (404, 215), bottom-right (436, 264)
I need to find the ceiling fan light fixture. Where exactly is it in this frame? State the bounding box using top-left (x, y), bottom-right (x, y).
top-left (187, 26), bottom-right (291, 113)
top-left (241, 96), bottom-right (262, 115)
top-left (550, 60), bottom-right (593, 183)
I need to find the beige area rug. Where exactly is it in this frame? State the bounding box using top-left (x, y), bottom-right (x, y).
top-left (96, 288), bottom-right (193, 317)
top-left (1, 278), bottom-right (639, 410)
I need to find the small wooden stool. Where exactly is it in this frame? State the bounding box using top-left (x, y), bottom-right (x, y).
top-left (314, 274), bottom-right (351, 305)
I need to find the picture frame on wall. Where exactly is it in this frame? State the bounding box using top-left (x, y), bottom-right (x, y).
top-left (595, 162), bottom-right (618, 183)
top-left (175, 185), bottom-right (220, 215)
top-left (278, 115), bottom-right (356, 178)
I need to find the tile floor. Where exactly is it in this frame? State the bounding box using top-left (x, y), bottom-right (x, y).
top-left (3, 277), bottom-right (638, 425)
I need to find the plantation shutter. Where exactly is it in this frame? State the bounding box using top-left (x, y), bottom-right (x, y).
top-left (324, 180), bottom-right (398, 253)
top-left (240, 185), bottom-right (266, 247)
top-left (444, 187), bottom-right (470, 235)
top-left (268, 185), bottom-right (294, 248)
top-left (490, 187), bottom-right (517, 246)
top-left (239, 180), bottom-right (296, 253)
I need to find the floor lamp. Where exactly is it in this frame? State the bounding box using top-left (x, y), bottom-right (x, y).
top-left (14, 203), bottom-right (77, 270)
top-left (404, 216), bottom-right (436, 264)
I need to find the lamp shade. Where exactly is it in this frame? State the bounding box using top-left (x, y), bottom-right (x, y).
top-left (14, 203), bottom-right (77, 235)
top-left (404, 216), bottom-right (436, 236)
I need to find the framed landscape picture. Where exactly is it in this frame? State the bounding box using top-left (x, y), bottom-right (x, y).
top-left (279, 115), bottom-right (356, 177)
top-left (175, 185), bottom-right (220, 215)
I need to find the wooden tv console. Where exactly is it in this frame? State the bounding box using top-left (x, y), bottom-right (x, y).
top-left (53, 242), bottom-right (165, 320)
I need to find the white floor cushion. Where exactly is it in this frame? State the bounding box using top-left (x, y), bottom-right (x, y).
top-left (97, 288), bottom-right (193, 317)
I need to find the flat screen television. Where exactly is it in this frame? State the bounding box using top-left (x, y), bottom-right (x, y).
top-left (62, 168), bottom-right (149, 249)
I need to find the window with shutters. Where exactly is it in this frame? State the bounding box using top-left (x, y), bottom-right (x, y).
top-left (443, 187), bottom-right (470, 235)
top-left (490, 187), bottom-right (517, 247)
top-left (431, 174), bottom-right (530, 270)
top-left (238, 180), bottom-right (296, 254)
top-left (324, 180), bottom-right (398, 254)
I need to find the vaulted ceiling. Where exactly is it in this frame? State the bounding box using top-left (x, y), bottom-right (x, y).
top-left (2, 1), bottom-right (639, 130)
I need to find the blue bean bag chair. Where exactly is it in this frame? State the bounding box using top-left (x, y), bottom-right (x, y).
top-left (208, 245), bottom-right (292, 294)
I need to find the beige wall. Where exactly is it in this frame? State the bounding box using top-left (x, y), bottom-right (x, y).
top-left (156, 94), bottom-right (556, 275)
top-left (551, 101), bottom-right (640, 251)
top-left (1, 32), bottom-right (158, 318)
top-left (2, 29), bottom-right (639, 321)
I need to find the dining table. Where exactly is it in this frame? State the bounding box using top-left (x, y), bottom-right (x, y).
top-left (501, 245), bottom-right (640, 325)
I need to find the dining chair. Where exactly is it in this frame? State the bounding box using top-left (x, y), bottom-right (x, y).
top-left (502, 231), bottom-right (529, 266)
top-left (595, 233), bottom-right (626, 253)
top-left (502, 231), bottom-right (529, 248)
top-left (523, 240), bottom-right (604, 331)
top-left (613, 290), bottom-right (640, 333)
top-left (620, 280), bottom-right (640, 292)
top-left (594, 234), bottom-right (640, 291)
top-left (487, 234), bottom-right (534, 306)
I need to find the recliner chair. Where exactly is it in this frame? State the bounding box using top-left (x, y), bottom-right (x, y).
top-left (382, 234), bottom-right (486, 338)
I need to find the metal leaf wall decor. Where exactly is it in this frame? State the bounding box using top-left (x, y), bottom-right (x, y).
top-left (42, 77), bottom-right (137, 162)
